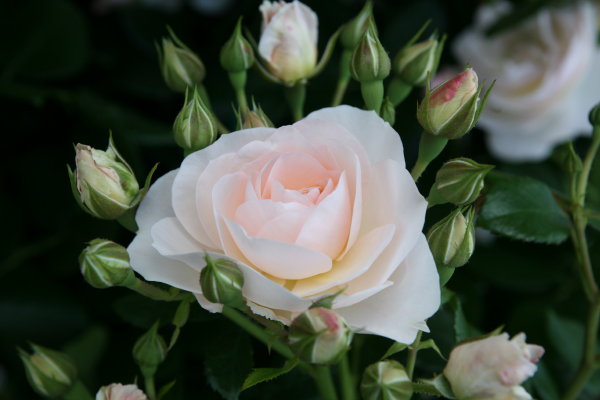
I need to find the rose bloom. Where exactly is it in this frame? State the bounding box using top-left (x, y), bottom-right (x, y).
top-left (258, 0), bottom-right (318, 83)
top-left (444, 333), bottom-right (544, 400)
top-left (128, 106), bottom-right (439, 343)
top-left (453, 1), bottom-right (600, 161)
top-left (96, 383), bottom-right (147, 400)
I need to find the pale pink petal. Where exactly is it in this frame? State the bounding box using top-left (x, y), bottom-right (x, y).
top-left (225, 218), bottom-right (332, 280)
top-left (336, 235), bottom-right (439, 344)
top-left (295, 172), bottom-right (352, 259)
top-left (235, 199), bottom-right (310, 242)
top-left (292, 224), bottom-right (395, 296)
top-left (305, 106), bottom-right (406, 167)
top-left (135, 170), bottom-right (178, 230)
top-left (151, 217), bottom-right (202, 255)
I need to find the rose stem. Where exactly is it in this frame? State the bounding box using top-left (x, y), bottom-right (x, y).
top-left (312, 366), bottom-right (339, 400)
top-left (285, 83), bottom-right (306, 121)
top-left (338, 353), bottom-right (357, 400)
top-left (63, 380), bottom-right (94, 400)
top-left (406, 330), bottom-right (422, 380)
top-left (331, 50), bottom-right (352, 106)
top-left (563, 125), bottom-right (600, 400)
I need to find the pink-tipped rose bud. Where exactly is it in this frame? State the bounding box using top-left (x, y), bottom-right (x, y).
top-left (96, 383), bottom-right (147, 400)
top-left (288, 307), bottom-right (352, 365)
top-left (444, 333), bottom-right (544, 400)
top-left (258, 1), bottom-right (318, 83)
top-left (417, 68), bottom-right (487, 139)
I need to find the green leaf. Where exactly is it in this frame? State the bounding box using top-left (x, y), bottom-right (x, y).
top-left (381, 342), bottom-right (408, 360)
top-left (478, 172), bottom-right (571, 244)
top-left (545, 310), bottom-right (583, 370)
top-left (62, 326), bottom-right (108, 383)
top-left (531, 361), bottom-right (560, 400)
top-left (242, 359), bottom-right (298, 391)
top-left (447, 295), bottom-right (480, 343)
top-left (204, 323), bottom-right (253, 400)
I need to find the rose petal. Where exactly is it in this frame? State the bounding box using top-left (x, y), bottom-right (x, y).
top-left (305, 106), bottom-right (406, 167)
top-left (135, 170), bottom-right (178, 230)
top-left (225, 218), bottom-right (332, 280)
top-left (336, 235), bottom-right (440, 344)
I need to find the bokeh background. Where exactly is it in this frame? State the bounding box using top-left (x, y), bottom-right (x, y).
top-left (1, 0), bottom-right (598, 398)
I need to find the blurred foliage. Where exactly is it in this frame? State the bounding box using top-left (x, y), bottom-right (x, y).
top-left (1, 0), bottom-right (598, 399)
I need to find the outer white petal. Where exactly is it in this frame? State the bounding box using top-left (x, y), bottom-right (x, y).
top-left (135, 170), bottom-right (178, 230)
top-left (305, 106), bottom-right (406, 168)
top-left (336, 235), bottom-right (440, 343)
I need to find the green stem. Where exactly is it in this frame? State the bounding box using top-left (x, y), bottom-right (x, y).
top-left (576, 126), bottom-right (600, 206)
top-left (144, 374), bottom-right (157, 400)
top-left (312, 365), bottom-right (339, 400)
top-left (339, 353), bottom-right (356, 400)
top-left (126, 278), bottom-right (188, 302)
top-left (285, 84), bottom-right (306, 121)
top-left (222, 305), bottom-right (295, 359)
top-left (387, 77), bottom-right (412, 107)
top-left (411, 133), bottom-right (448, 181)
top-left (406, 331), bottom-right (422, 380)
top-left (360, 80), bottom-right (384, 114)
top-left (229, 71), bottom-right (249, 115)
top-left (63, 380), bottom-right (94, 400)
top-left (332, 50), bottom-right (352, 106)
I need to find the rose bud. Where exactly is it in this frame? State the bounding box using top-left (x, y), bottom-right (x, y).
top-left (360, 360), bottom-right (413, 400)
top-left (258, 1), bottom-right (318, 83)
top-left (444, 333), bottom-right (544, 400)
top-left (18, 343), bottom-right (77, 398)
top-left (239, 102), bottom-right (274, 129)
top-left (428, 158), bottom-right (494, 207)
top-left (350, 18), bottom-right (390, 111)
top-left (157, 29), bottom-right (206, 93)
top-left (589, 101), bottom-right (600, 127)
top-left (200, 255), bottom-right (245, 309)
top-left (96, 383), bottom-right (147, 400)
top-left (79, 239), bottom-right (135, 289)
top-left (340, 1), bottom-right (373, 51)
top-left (220, 18), bottom-right (255, 73)
top-left (288, 307), bottom-right (352, 365)
top-left (427, 206), bottom-right (475, 268)
top-left (173, 87), bottom-right (218, 154)
top-left (393, 36), bottom-right (444, 87)
top-left (417, 68), bottom-right (490, 139)
top-left (132, 322), bottom-right (167, 377)
top-left (72, 140), bottom-right (139, 220)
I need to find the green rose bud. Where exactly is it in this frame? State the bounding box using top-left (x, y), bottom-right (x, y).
top-left (360, 360), bottom-right (413, 400)
top-left (173, 88), bottom-right (218, 154)
top-left (133, 322), bottom-right (167, 377)
top-left (340, 1), bottom-right (373, 50)
top-left (72, 139), bottom-right (139, 220)
top-left (157, 29), bottom-right (206, 93)
top-left (589, 101), bottom-right (600, 127)
top-left (288, 307), bottom-right (352, 365)
top-left (350, 18), bottom-right (390, 83)
top-left (18, 343), bottom-right (77, 398)
top-left (200, 255), bottom-right (245, 308)
top-left (393, 36), bottom-right (444, 87)
top-left (428, 158), bottom-right (494, 206)
top-left (427, 206), bottom-right (476, 268)
top-left (417, 68), bottom-right (491, 139)
top-left (220, 18), bottom-right (254, 73)
top-left (239, 102), bottom-right (274, 130)
top-left (79, 239), bottom-right (135, 289)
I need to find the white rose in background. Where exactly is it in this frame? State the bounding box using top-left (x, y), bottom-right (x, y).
top-left (453, 1), bottom-right (600, 161)
top-left (96, 383), bottom-right (147, 400)
top-left (127, 105), bottom-right (440, 343)
top-left (444, 333), bottom-right (544, 400)
top-left (258, 0), bottom-right (318, 83)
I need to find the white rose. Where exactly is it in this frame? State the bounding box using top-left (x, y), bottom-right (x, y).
top-left (96, 383), bottom-right (147, 400)
top-left (444, 333), bottom-right (545, 400)
top-left (127, 105), bottom-right (440, 343)
top-left (453, 1), bottom-right (600, 161)
top-left (258, 1), bottom-right (318, 83)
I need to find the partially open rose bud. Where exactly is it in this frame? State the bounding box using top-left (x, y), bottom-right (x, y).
top-left (417, 68), bottom-right (490, 139)
top-left (18, 343), bottom-right (77, 398)
top-left (96, 383), bottom-right (147, 400)
top-left (360, 360), bottom-right (412, 400)
top-left (258, 1), bottom-right (318, 83)
top-left (239, 102), bottom-right (274, 129)
top-left (158, 29), bottom-right (206, 93)
top-left (288, 307), bottom-right (352, 365)
top-left (427, 206), bottom-right (475, 268)
top-left (72, 140), bottom-right (139, 220)
top-left (444, 333), bottom-right (544, 400)
top-left (80, 239), bottom-right (135, 289)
